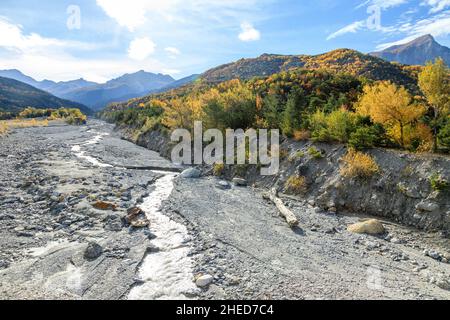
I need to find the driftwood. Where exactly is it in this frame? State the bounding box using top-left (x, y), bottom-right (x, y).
top-left (263, 188), bottom-right (299, 228)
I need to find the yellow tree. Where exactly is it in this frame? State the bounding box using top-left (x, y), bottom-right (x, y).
top-left (418, 58), bottom-right (450, 151)
top-left (357, 81), bottom-right (425, 148)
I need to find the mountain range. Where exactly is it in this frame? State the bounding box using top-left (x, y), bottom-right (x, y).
top-left (371, 34), bottom-right (450, 66)
top-left (0, 76), bottom-right (92, 115)
top-left (0, 70), bottom-right (198, 111)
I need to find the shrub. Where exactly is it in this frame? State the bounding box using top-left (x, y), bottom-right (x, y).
top-left (289, 150), bottom-right (305, 162)
top-left (293, 129), bottom-right (310, 141)
top-left (340, 149), bottom-right (379, 179)
top-left (0, 122), bottom-right (8, 136)
top-left (308, 146), bottom-right (323, 159)
top-left (438, 122), bottom-right (450, 149)
top-left (429, 173), bottom-right (449, 192)
top-left (285, 175), bottom-right (308, 194)
top-left (213, 163), bottom-right (225, 176)
top-left (348, 127), bottom-right (378, 150)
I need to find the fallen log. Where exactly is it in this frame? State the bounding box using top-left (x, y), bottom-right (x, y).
top-left (263, 188), bottom-right (299, 228)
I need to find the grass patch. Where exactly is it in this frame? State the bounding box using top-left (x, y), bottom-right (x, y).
top-left (1, 118), bottom-right (49, 129)
top-left (0, 122), bottom-right (8, 136)
top-left (308, 146), bottom-right (324, 159)
top-left (340, 149), bottom-right (379, 179)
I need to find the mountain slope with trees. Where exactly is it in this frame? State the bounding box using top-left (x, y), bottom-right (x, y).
top-left (0, 77), bottom-right (92, 115)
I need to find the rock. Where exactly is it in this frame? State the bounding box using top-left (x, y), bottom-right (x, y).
top-left (92, 201), bottom-right (117, 211)
top-left (216, 181), bottom-right (231, 190)
top-left (180, 168), bottom-right (201, 179)
top-left (126, 207), bottom-right (150, 228)
top-left (84, 242), bottom-right (103, 260)
top-left (232, 178), bottom-right (247, 186)
top-left (195, 274), bottom-right (214, 288)
top-left (104, 214), bottom-right (123, 231)
top-left (415, 201), bottom-right (439, 212)
top-left (425, 250), bottom-right (441, 260)
top-left (347, 219), bottom-right (386, 235)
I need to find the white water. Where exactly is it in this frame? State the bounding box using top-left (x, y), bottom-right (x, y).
top-left (72, 130), bottom-right (197, 299)
top-left (71, 131), bottom-right (112, 168)
top-left (128, 173), bottom-right (198, 300)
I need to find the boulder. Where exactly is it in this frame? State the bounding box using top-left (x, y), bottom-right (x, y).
top-left (415, 201), bottom-right (439, 212)
top-left (216, 181), bottom-right (231, 190)
top-left (180, 168), bottom-right (201, 179)
top-left (92, 201), bottom-right (117, 211)
top-left (232, 178), bottom-right (247, 186)
top-left (126, 207), bottom-right (150, 228)
top-left (347, 219), bottom-right (386, 235)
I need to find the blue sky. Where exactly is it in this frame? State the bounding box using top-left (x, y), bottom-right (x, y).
top-left (0, 0), bottom-right (449, 83)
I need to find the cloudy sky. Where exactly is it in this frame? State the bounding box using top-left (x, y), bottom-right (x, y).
top-left (0, 0), bottom-right (449, 83)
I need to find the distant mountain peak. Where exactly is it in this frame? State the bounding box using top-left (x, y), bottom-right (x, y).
top-left (371, 34), bottom-right (450, 66)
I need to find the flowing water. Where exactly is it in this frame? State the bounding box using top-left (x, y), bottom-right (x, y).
top-left (71, 131), bottom-right (197, 300)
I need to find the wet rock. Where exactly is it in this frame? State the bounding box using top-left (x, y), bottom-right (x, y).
top-left (84, 242), bottom-right (103, 260)
top-left (232, 178), bottom-right (247, 186)
top-left (195, 274), bottom-right (214, 287)
top-left (347, 219), bottom-right (386, 235)
top-left (180, 168), bottom-right (201, 179)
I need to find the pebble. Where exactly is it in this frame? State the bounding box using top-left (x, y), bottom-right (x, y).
top-left (196, 274), bottom-right (214, 288)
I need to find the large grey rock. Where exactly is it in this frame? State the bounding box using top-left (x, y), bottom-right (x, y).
top-left (232, 178), bottom-right (247, 186)
top-left (195, 274), bottom-right (214, 287)
top-left (180, 168), bottom-right (201, 179)
top-left (416, 201), bottom-right (439, 212)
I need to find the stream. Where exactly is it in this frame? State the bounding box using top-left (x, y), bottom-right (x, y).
top-left (71, 131), bottom-right (197, 300)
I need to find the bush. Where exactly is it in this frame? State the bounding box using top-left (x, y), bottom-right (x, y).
top-left (340, 149), bottom-right (379, 179)
top-left (293, 129), bottom-right (310, 141)
top-left (213, 163), bottom-right (225, 176)
top-left (429, 173), bottom-right (449, 192)
top-left (348, 127), bottom-right (378, 150)
top-left (438, 122), bottom-right (450, 149)
top-left (308, 146), bottom-right (323, 159)
top-left (0, 122), bottom-right (8, 136)
top-left (285, 175), bottom-right (308, 194)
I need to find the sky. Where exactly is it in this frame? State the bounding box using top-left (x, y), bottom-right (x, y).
top-left (0, 0), bottom-right (449, 83)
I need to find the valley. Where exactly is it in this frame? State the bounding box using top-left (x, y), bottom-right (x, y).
top-left (0, 120), bottom-right (449, 300)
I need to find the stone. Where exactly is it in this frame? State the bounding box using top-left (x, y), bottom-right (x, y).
top-left (126, 207), bottom-right (150, 228)
top-left (195, 274), bottom-right (214, 288)
top-left (84, 242), bottom-right (103, 260)
top-left (347, 219), bottom-right (386, 235)
top-left (92, 201), bottom-right (117, 211)
top-left (415, 201), bottom-right (439, 212)
top-left (232, 178), bottom-right (247, 186)
top-left (180, 168), bottom-right (201, 179)
top-left (216, 181), bottom-right (231, 190)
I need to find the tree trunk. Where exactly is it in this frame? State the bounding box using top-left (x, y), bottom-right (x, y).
top-left (263, 188), bottom-right (299, 228)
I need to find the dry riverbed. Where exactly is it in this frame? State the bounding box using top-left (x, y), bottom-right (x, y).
top-left (0, 120), bottom-right (449, 300)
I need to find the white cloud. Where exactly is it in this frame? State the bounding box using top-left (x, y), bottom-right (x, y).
top-left (165, 47), bottom-right (181, 59)
top-left (238, 22), bottom-right (261, 42)
top-left (421, 0), bottom-right (450, 13)
top-left (356, 0), bottom-right (408, 10)
top-left (0, 17), bottom-right (96, 53)
top-left (327, 21), bottom-right (366, 40)
top-left (128, 37), bottom-right (156, 61)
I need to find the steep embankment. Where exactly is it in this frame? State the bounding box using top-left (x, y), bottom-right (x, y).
top-left (115, 125), bottom-right (450, 234)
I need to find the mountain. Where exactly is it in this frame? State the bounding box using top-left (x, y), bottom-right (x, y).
top-left (201, 49), bottom-right (418, 90)
top-left (151, 74), bottom-right (200, 93)
top-left (370, 34), bottom-right (450, 66)
top-left (0, 76), bottom-right (92, 114)
top-left (0, 70), bottom-right (98, 96)
top-left (62, 71), bottom-right (176, 110)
